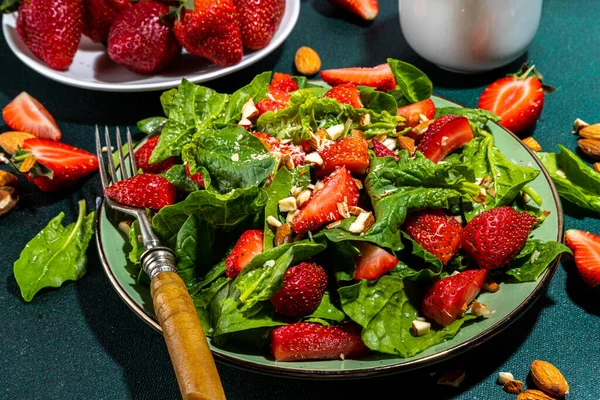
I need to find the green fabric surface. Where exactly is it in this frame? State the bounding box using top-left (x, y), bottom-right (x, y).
top-left (1, 0), bottom-right (599, 398)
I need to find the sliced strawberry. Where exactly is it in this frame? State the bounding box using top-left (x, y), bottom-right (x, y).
top-left (2, 92), bottom-right (61, 140)
top-left (396, 99), bottom-right (436, 128)
top-left (321, 63), bottom-right (396, 91)
top-left (318, 137), bottom-right (369, 176)
top-left (256, 85), bottom-right (291, 116)
top-left (371, 138), bottom-right (398, 160)
top-left (422, 269), bottom-right (487, 327)
top-left (462, 206), bottom-right (537, 270)
top-left (564, 230), bottom-right (600, 289)
top-left (354, 242), bottom-right (398, 280)
top-left (225, 229), bottom-right (264, 278)
top-left (292, 167), bottom-right (359, 234)
top-left (416, 115), bottom-right (474, 163)
top-left (185, 163), bottom-right (205, 188)
top-left (270, 262), bottom-right (328, 317)
top-left (134, 136), bottom-right (175, 174)
top-left (404, 209), bottom-right (463, 265)
top-left (104, 173), bottom-right (176, 210)
top-left (328, 0), bottom-right (379, 21)
top-left (323, 83), bottom-right (363, 108)
top-left (271, 72), bottom-right (298, 93)
top-left (271, 322), bottom-right (370, 362)
top-left (252, 132), bottom-right (305, 168)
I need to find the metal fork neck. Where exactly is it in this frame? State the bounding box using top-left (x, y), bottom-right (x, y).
top-left (141, 247), bottom-right (177, 280)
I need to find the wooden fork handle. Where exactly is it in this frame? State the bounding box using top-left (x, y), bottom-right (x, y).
top-left (151, 271), bottom-right (226, 400)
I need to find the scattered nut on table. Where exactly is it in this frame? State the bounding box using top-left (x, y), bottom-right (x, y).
top-left (0, 186), bottom-right (19, 216)
top-left (294, 46), bottom-right (321, 76)
top-left (0, 170), bottom-right (18, 187)
top-left (530, 360), bottom-right (569, 397)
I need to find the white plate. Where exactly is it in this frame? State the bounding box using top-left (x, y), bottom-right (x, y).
top-left (2, 0), bottom-right (300, 92)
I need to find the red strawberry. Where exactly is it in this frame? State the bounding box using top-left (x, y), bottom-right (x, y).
top-left (81, 0), bottom-right (131, 43)
top-left (270, 262), bottom-right (328, 317)
top-left (173, 0), bottom-right (243, 67)
top-left (134, 136), bottom-right (175, 174)
top-left (233, 0), bottom-right (284, 50)
top-left (323, 84), bottom-right (363, 109)
top-left (12, 138), bottom-right (98, 192)
top-left (104, 173), bottom-right (176, 209)
top-left (107, 2), bottom-right (181, 74)
top-left (271, 72), bottom-right (298, 93)
top-left (321, 63), bottom-right (395, 91)
top-left (478, 64), bottom-right (549, 133)
top-left (185, 163), bottom-right (205, 188)
top-left (416, 115), bottom-right (474, 163)
top-left (252, 133), bottom-right (305, 168)
top-left (225, 229), bottom-right (264, 278)
top-left (422, 269), bottom-right (487, 327)
top-left (371, 138), bottom-right (398, 160)
top-left (318, 137), bottom-right (369, 176)
top-left (564, 230), bottom-right (600, 289)
top-left (328, 0), bottom-right (378, 21)
top-left (271, 322), bottom-right (370, 362)
top-left (256, 85), bottom-right (291, 116)
top-left (396, 98), bottom-right (436, 128)
top-left (292, 167), bottom-right (359, 234)
top-left (2, 92), bottom-right (61, 140)
top-left (16, 0), bottom-right (83, 71)
top-left (462, 206), bottom-right (537, 270)
top-left (404, 209), bottom-right (463, 265)
top-left (354, 242), bottom-right (398, 280)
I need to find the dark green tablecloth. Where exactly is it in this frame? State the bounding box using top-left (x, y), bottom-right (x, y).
top-left (1, 1), bottom-right (599, 398)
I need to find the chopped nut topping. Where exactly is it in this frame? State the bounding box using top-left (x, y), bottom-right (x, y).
top-left (359, 113), bottom-right (371, 127)
top-left (410, 319), bottom-right (431, 336)
top-left (350, 129), bottom-right (365, 138)
top-left (286, 211), bottom-right (296, 224)
top-left (397, 136), bottom-right (415, 154)
top-left (348, 211), bottom-right (375, 233)
top-left (278, 197), bottom-right (297, 212)
top-left (326, 124), bottom-right (345, 141)
top-left (304, 152), bottom-right (323, 166)
top-left (326, 220), bottom-right (342, 229)
top-left (483, 281), bottom-right (500, 293)
top-left (382, 138), bottom-right (397, 151)
top-left (348, 206), bottom-right (365, 216)
top-left (337, 202), bottom-right (350, 219)
top-left (353, 178), bottom-right (363, 190)
top-left (267, 215), bottom-right (283, 228)
top-left (274, 223), bottom-right (292, 247)
top-left (471, 301), bottom-right (492, 317)
top-left (295, 190), bottom-right (311, 207)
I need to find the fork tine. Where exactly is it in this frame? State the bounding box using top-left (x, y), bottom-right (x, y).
top-left (95, 125), bottom-right (109, 189)
top-left (105, 126), bottom-right (117, 181)
top-left (126, 128), bottom-right (138, 176)
top-left (116, 127), bottom-right (129, 180)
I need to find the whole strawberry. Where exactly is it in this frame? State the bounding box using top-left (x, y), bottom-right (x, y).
top-left (104, 173), bottom-right (176, 209)
top-left (134, 136), bottom-right (174, 174)
top-left (232, 0), bottom-right (284, 50)
top-left (270, 262), bottom-right (328, 317)
top-left (462, 206), bottom-right (537, 269)
top-left (107, 2), bottom-right (181, 73)
top-left (173, 0), bottom-right (243, 67)
top-left (81, 0), bottom-right (130, 43)
top-left (16, 0), bottom-right (83, 71)
top-left (404, 209), bottom-right (463, 265)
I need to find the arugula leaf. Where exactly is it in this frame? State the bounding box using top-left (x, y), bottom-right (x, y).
top-left (387, 58), bottom-right (432, 103)
top-left (161, 164), bottom-right (201, 193)
top-left (504, 239), bottom-right (571, 282)
top-left (304, 291), bottom-right (345, 323)
top-left (435, 107), bottom-right (500, 134)
top-left (339, 276), bottom-right (475, 357)
top-left (218, 71), bottom-right (271, 124)
top-left (128, 220), bottom-right (144, 265)
top-left (137, 117), bottom-right (166, 135)
top-left (13, 200), bottom-right (96, 302)
top-left (175, 215), bottom-right (215, 290)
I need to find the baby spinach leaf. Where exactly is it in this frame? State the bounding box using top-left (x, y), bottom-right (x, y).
top-left (193, 277), bottom-right (230, 336)
top-left (137, 117), bottom-right (166, 134)
top-left (339, 276), bottom-right (475, 357)
top-left (387, 58), bottom-right (432, 103)
top-left (504, 240), bottom-right (571, 282)
top-left (13, 200), bottom-right (96, 302)
top-left (128, 220), bottom-right (144, 265)
top-left (358, 86), bottom-right (398, 114)
top-left (304, 291), bottom-right (345, 323)
top-left (189, 259), bottom-right (227, 297)
top-left (401, 232), bottom-right (443, 271)
top-left (161, 164), bottom-right (201, 193)
top-left (256, 90), bottom-right (318, 143)
top-left (175, 215), bottom-right (215, 289)
top-left (218, 71), bottom-right (271, 124)
top-left (435, 107), bottom-right (500, 135)
top-left (389, 261), bottom-right (444, 281)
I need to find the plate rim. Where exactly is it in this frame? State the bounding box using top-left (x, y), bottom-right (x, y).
top-left (96, 94), bottom-right (565, 378)
top-left (1, 0), bottom-right (300, 92)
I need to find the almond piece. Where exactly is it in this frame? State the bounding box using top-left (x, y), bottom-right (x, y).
top-left (497, 372), bottom-right (515, 385)
top-left (579, 124), bottom-right (600, 139)
top-left (348, 206), bottom-right (364, 216)
top-left (350, 129), bottom-right (365, 138)
top-left (0, 131), bottom-right (35, 155)
top-left (517, 389), bottom-right (556, 400)
top-left (573, 118), bottom-right (589, 134)
top-left (578, 138), bottom-right (600, 159)
top-left (353, 178), bottom-right (363, 190)
top-left (0, 170), bottom-right (18, 187)
top-left (594, 163), bottom-right (600, 173)
top-left (347, 211), bottom-right (374, 233)
top-left (294, 46), bottom-right (321, 76)
top-left (522, 137), bottom-right (542, 152)
top-left (274, 223), bottom-right (292, 247)
top-left (483, 280), bottom-right (500, 293)
top-left (0, 186), bottom-right (18, 216)
top-left (397, 136), bottom-right (415, 154)
top-left (502, 380), bottom-right (524, 394)
top-left (337, 202), bottom-right (350, 219)
top-left (530, 360), bottom-right (569, 397)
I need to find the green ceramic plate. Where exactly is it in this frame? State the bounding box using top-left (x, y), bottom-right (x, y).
top-left (96, 95), bottom-right (564, 379)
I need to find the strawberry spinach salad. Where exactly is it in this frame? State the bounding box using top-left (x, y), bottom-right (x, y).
top-left (117, 59), bottom-right (569, 362)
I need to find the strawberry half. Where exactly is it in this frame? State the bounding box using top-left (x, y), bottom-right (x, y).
top-left (134, 136), bottom-right (175, 174)
top-left (225, 229), bottom-right (264, 278)
top-left (270, 262), bottom-right (328, 317)
top-left (233, 0), bottom-right (284, 50)
top-left (104, 173), bottom-right (176, 209)
top-left (396, 98), bottom-right (436, 128)
top-left (256, 85), bottom-right (291, 116)
top-left (271, 72), bottom-right (298, 93)
top-left (354, 242), bottom-right (398, 280)
top-left (404, 209), bottom-right (463, 265)
top-left (321, 63), bottom-right (395, 91)
top-left (416, 115), bottom-right (474, 163)
top-left (323, 83), bottom-right (363, 109)
top-left (292, 167), bottom-right (359, 234)
top-left (2, 92), bottom-right (61, 140)
top-left (422, 269), bottom-right (487, 327)
top-left (327, 0), bottom-right (379, 21)
top-left (371, 138), bottom-right (398, 160)
top-left (185, 163), bottom-right (205, 188)
top-left (318, 137), bottom-right (369, 177)
top-left (252, 133), bottom-right (305, 168)
top-left (462, 206), bottom-right (537, 270)
top-left (564, 230), bottom-right (600, 289)
top-left (477, 64), bottom-right (550, 133)
top-left (270, 322), bottom-right (370, 362)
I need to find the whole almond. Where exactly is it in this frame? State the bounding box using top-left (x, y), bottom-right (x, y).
top-left (530, 360), bottom-right (569, 397)
top-left (0, 170), bottom-right (18, 187)
top-left (579, 124), bottom-right (600, 139)
top-left (0, 131), bottom-right (35, 155)
top-left (295, 46), bottom-right (321, 76)
top-left (517, 389), bottom-right (556, 400)
top-left (522, 137), bottom-right (542, 152)
top-left (577, 138), bottom-right (600, 159)
top-left (502, 379), bottom-right (524, 394)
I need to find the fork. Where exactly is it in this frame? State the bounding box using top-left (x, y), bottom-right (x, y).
top-left (96, 126), bottom-right (226, 400)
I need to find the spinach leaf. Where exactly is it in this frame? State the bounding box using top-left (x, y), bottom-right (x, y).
top-left (182, 126), bottom-right (275, 194)
top-left (389, 261), bottom-right (444, 281)
top-left (315, 239), bottom-right (359, 282)
top-left (161, 164), bottom-right (201, 193)
top-left (193, 277), bottom-right (230, 335)
top-left (504, 240), bottom-right (571, 282)
top-left (149, 79), bottom-right (228, 163)
top-left (435, 107), bottom-right (500, 134)
top-left (387, 58), bottom-right (432, 103)
top-left (339, 276), bottom-right (475, 357)
top-left (137, 117), bottom-right (166, 134)
top-left (190, 259), bottom-right (227, 296)
top-left (304, 291), bottom-right (345, 323)
top-left (13, 200), bottom-right (96, 302)
top-left (160, 88), bottom-right (177, 117)
top-left (128, 220), bottom-right (144, 265)
top-left (218, 71), bottom-right (271, 124)
top-left (538, 145), bottom-right (600, 214)
top-left (175, 215), bottom-right (215, 289)
top-left (358, 86), bottom-right (398, 114)
top-left (401, 232), bottom-right (443, 271)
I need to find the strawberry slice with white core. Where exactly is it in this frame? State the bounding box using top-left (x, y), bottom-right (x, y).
top-left (565, 229), bottom-right (600, 289)
top-left (416, 115), bottom-right (474, 163)
top-left (2, 92), bottom-right (61, 140)
top-left (321, 63), bottom-right (396, 91)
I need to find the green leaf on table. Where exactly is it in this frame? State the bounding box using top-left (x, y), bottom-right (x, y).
top-left (217, 71), bottom-right (271, 124)
top-left (387, 58), bottom-right (432, 103)
top-left (13, 200), bottom-right (96, 302)
top-left (136, 117), bottom-right (166, 135)
top-left (175, 215), bottom-right (215, 290)
top-left (503, 239), bottom-right (571, 282)
top-left (161, 164), bottom-right (201, 193)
